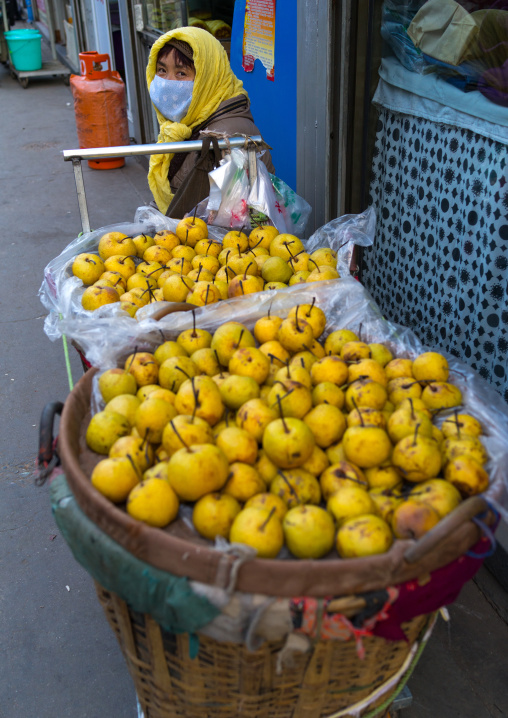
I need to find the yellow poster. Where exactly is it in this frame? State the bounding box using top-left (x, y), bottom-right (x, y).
top-left (242, 0), bottom-right (276, 81)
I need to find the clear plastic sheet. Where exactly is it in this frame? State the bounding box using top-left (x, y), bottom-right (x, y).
top-left (39, 207), bottom-right (370, 343)
top-left (72, 277), bottom-right (508, 523)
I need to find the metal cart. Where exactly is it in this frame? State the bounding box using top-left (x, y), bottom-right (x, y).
top-left (62, 135), bottom-right (264, 233)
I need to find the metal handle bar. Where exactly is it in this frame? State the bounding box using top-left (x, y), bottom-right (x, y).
top-left (62, 135), bottom-right (262, 161)
top-left (64, 135), bottom-right (262, 234)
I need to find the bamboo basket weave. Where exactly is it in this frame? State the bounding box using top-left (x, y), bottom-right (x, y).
top-left (95, 582), bottom-right (432, 718)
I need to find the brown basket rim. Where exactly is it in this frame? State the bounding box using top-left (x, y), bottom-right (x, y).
top-left (58, 368), bottom-right (487, 597)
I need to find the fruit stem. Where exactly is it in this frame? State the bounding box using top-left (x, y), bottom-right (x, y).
top-left (126, 453), bottom-right (142, 479)
top-left (413, 423), bottom-right (420, 446)
top-left (191, 309), bottom-right (197, 337)
top-left (295, 305), bottom-right (302, 333)
top-left (126, 347), bottom-right (138, 371)
top-left (277, 470), bottom-right (299, 502)
top-left (170, 419), bottom-right (191, 452)
top-left (175, 366), bottom-right (191, 379)
top-left (308, 258), bottom-right (320, 272)
top-left (235, 329), bottom-right (244, 349)
top-left (307, 297), bottom-right (316, 317)
top-left (244, 262), bottom-right (254, 279)
top-left (204, 284), bottom-right (210, 305)
top-left (351, 397), bottom-right (364, 427)
top-left (409, 398), bottom-right (415, 420)
top-left (192, 205), bottom-right (198, 223)
top-left (240, 280), bottom-right (245, 295)
top-left (213, 350), bottom-right (224, 377)
top-left (276, 396), bottom-right (289, 433)
top-left (258, 506), bottom-right (277, 532)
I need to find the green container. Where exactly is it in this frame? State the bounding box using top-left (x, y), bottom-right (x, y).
top-left (5, 29), bottom-right (42, 71)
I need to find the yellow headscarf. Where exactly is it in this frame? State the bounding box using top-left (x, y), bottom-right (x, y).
top-left (146, 27), bottom-right (247, 214)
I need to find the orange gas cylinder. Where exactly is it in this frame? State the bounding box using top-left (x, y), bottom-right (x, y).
top-left (70, 51), bottom-right (130, 170)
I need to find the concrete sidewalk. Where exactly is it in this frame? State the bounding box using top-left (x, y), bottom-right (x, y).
top-left (1, 35), bottom-right (507, 718)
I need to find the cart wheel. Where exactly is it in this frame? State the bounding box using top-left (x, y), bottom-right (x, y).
top-left (19, 77), bottom-right (29, 89)
top-left (63, 75), bottom-right (70, 86)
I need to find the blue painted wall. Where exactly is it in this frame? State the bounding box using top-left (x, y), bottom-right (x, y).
top-left (230, 0), bottom-right (297, 189)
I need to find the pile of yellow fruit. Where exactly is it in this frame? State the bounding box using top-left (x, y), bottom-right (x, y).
top-left (72, 217), bottom-right (341, 316)
top-left (85, 302), bottom-right (490, 560)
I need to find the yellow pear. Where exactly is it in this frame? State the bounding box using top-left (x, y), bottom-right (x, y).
top-left (309, 247), bottom-right (337, 267)
top-left (109, 435), bottom-right (154, 472)
top-left (412, 352), bottom-right (449, 382)
top-left (441, 413), bottom-right (482, 439)
top-left (135, 398), bottom-right (178, 444)
top-left (310, 356), bottom-right (348, 386)
top-left (261, 256), bottom-right (293, 284)
top-left (320, 461), bottom-right (368, 499)
top-left (347, 407), bottom-right (386, 429)
top-left (194, 238), bottom-right (222, 257)
top-left (190, 348), bottom-right (221, 377)
top-left (268, 380), bottom-right (313, 419)
top-left (247, 225), bottom-right (279, 250)
top-left (254, 313), bottom-right (283, 344)
top-left (72, 253), bottom-right (105, 285)
top-left (369, 488), bottom-right (403, 524)
top-left (364, 465), bottom-right (402, 491)
top-left (441, 436), bottom-right (487, 466)
top-left (255, 450), bottom-right (279, 485)
top-left (421, 382), bottom-right (462, 412)
top-left (86, 410), bottom-right (131, 454)
top-left (387, 377), bottom-right (423, 405)
top-left (167, 444), bottom-right (229, 501)
top-left (124, 352), bottom-right (159, 387)
top-left (283, 505), bottom-right (335, 559)
top-left (385, 358), bottom-right (414, 381)
top-left (391, 500), bottom-right (440, 539)
top-left (81, 285), bottom-right (120, 310)
top-left (175, 216), bottom-right (208, 246)
top-left (236, 399), bottom-right (278, 442)
top-left (392, 432), bottom-right (442, 482)
top-left (154, 229), bottom-right (179, 251)
top-left (219, 375), bottom-right (260, 410)
top-left (222, 229), bottom-right (249, 252)
top-left (341, 341), bottom-right (371, 362)
top-left (229, 347), bottom-right (271, 384)
top-left (270, 468), bottom-right (321, 508)
top-left (269, 233), bottom-right (304, 261)
top-left (229, 507), bottom-right (284, 558)
top-left (98, 368), bottom-right (137, 403)
top-left (259, 340), bottom-right (291, 368)
top-left (175, 376), bottom-right (224, 426)
top-left (326, 442), bottom-right (347, 465)
top-left (127, 478), bottom-right (179, 527)
top-left (327, 486), bottom-right (378, 525)
top-left (303, 404), bottom-right (347, 448)
top-left (336, 514), bottom-right (393, 558)
top-left (158, 356), bottom-right (199, 393)
top-left (105, 394), bottom-right (141, 426)
top-left (444, 456), bottom-right (489, 497)
top-left (216, 426), bottom-right (258, 464)
top-left (186, 281), bottom-right (221, 306)
top-left (245, 493), bottom-right (287, 521)
top-left (311, 382), bottom-right (345, 409)
top-left (161, 414), bottom-right (213, 455)
top-left (211, 322), bottom-right (256, 366)
top-left (387, 406), bottom-right (434, 444)
top-left (275, 364), bottom-right (312, 389)
top-left (143, 245), bottom-right (171, 265)
top-left (192, 493), bottom-right (241, 540)
top-left (342, 426), bottom-right (392, 468)
top-left (223, 462), bottom-right (266, 502)
top-left (301, 445), bottom-right (330, 477)
top-left (143, 461), bottom-right (169, 482)
top-left (154, 341), bottom-right (188, 365)
top-left (177, 322), bottom-right (213, 355)
top-left (368, 343), bottom-right (393, 367)
top-left (324, 329), bottom-right (359, 355)
top-left (98, 231), bottom-right (136, 260)
top-left (348, 358), bottom-right (387, 387)
top-left (277, 314), bottom-right (315, 353)
top-left (409, 479), bottom-right (462, 518)
top-left (91, 456), bottom-right (141, 502)
top-left (345, 378), bottom-right (387, 412)
top-left (263, 417), bottom-right (315, 468)
top-left (162, 274), bottom-right (194, 302)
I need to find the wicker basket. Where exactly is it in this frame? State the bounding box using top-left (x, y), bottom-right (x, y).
top-left (95, 582), bottom-right (433, 718)
top-left (55, 365), bottom-right (497, 718)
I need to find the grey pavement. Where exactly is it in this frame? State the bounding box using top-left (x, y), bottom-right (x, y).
top-left (1, 34), bottom-right (507, 718)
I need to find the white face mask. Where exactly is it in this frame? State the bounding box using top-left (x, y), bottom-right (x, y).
top-left (149, 75), bottom-right (194, 122)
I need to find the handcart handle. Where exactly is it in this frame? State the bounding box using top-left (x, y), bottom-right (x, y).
top-left (149, 303), bottom-right (195, 321)
top-left (403, 495), bottom-right (490, 565)
top-left (35, 401), bottom-right (64, 486)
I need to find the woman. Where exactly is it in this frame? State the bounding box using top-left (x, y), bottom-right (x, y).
top-left (146, 27), bottom-right (274, 216)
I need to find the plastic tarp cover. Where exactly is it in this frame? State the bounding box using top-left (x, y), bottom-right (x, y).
top-left (50, 474), bottom-right (220, 636)
top-left (38, 205), bottom-right (375, 347)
